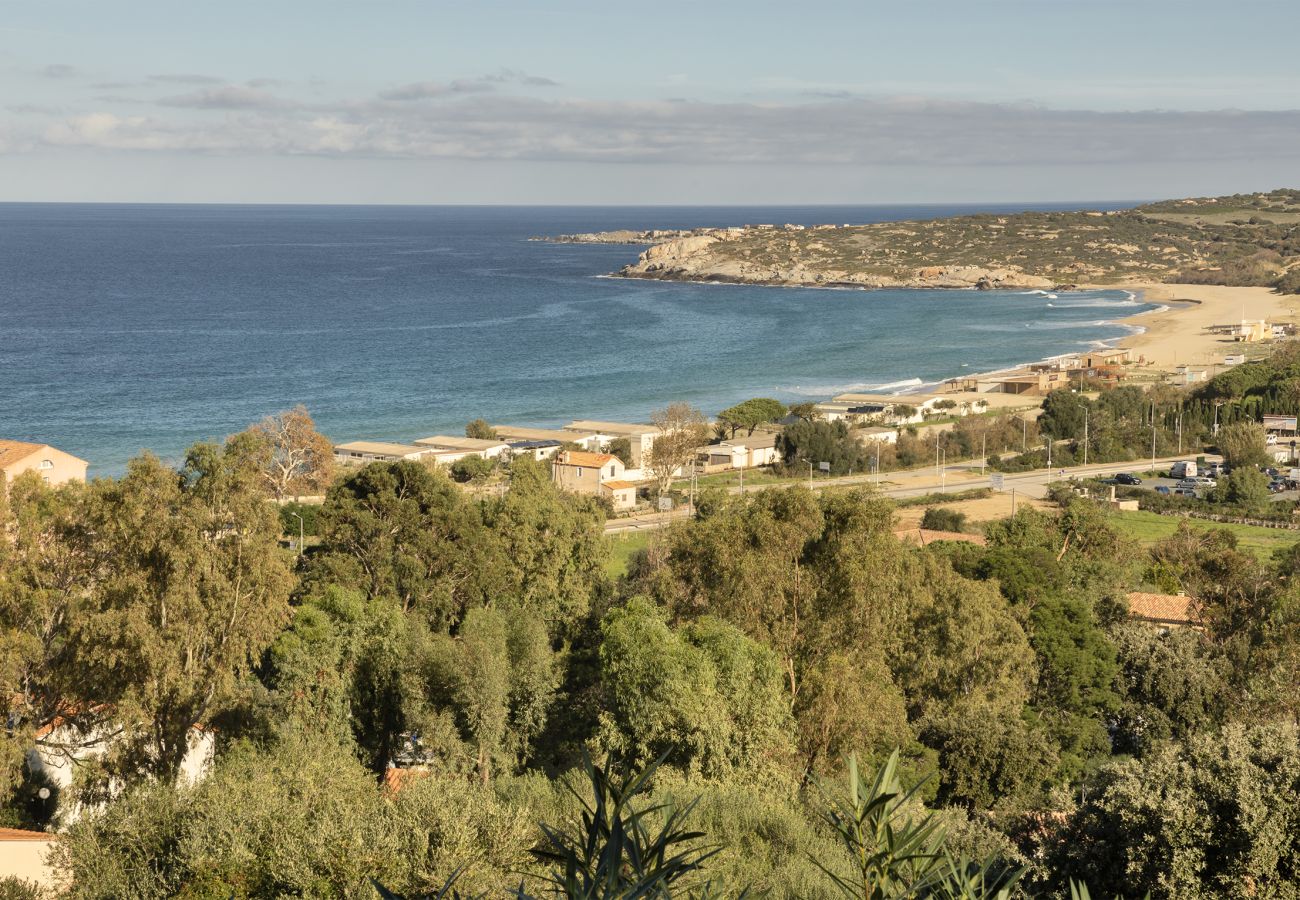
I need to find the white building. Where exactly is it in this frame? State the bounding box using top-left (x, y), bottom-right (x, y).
top-left (705, 433), bottom-right (780, 469)
top-left (333, 441), bottom-right (435, 465)
top-left (564, 420), bottom-right (661, 468)
top-left (413, 435), bottom-right (510, 460)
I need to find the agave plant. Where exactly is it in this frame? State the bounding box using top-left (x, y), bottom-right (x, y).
top-left (515, 753), bottom-right (728, 899)
top-left (812, 750), bottom-right (949, 898)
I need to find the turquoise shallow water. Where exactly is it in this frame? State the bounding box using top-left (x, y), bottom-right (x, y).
top-left (0, 202), bottom-right (1149, 475)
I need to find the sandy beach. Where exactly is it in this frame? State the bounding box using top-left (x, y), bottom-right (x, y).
top-left (1107, 282), bottom-right (1297, 372)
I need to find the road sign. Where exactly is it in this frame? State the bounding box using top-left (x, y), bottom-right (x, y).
top-left (989, 473), bottom-right (1005, 491)
top-left (657, 496), bottom-right (673, 512)
top-left (818, 461), bottom-right (831, 473)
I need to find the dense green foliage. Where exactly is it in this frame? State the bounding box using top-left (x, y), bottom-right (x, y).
top-left (716, 398), bottom-right (788, 438)
top-left (5, 385), bottom-right (1300, 897)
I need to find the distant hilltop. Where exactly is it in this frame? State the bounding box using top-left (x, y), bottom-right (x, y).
top-left (542, 189), bottom-right (1300, 293)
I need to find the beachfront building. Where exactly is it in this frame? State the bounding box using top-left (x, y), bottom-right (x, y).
top-left (1172, 366), bottom-right (1209, 385)
top-left (564, 420), bottom-right (660, 468)
top-left (1080, 348), bottom-right (1133, 368)
top-left (333, 441), bottom-right (433, 465)
top-left (551, 451), bottom-right (637, 510)
top-left (855, 426), bottom-right (899, 445)
top-left (705, 433), bottom-right (780, 470)
top-left (0, 440), bottom-right (88, 487)
top-left (505, 439), bottom-right (564, 461)
top-left (413, 435), bottom-right (510, 460)
top-left (494, 425), bottom-right (603, 451)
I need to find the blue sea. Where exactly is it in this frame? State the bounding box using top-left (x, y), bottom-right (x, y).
top-left (0, 202), bottom-right (1152, 475)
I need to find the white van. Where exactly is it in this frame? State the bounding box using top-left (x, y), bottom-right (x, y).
top-left (1169, 461), bottom-right (1197, 479)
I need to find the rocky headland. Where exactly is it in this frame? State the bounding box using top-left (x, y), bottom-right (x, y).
top-left (542, 190), bottom-right (1300, 293)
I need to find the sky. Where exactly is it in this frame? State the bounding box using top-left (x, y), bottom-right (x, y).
top-left (2, 0), bottom-right (1299, 204)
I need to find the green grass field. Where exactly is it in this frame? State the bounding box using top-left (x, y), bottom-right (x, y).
top-left (606, 530), bottom-right (653, 577)
top-left (1108, 510), bottom-right (1300, 560)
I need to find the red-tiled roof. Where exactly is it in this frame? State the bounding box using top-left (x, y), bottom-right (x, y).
top-left (383, 766), bottom-right (430, 795)
top-left (556, 451), bottom-right (617, 469)
top-left (1127, 591), bottom-right (1197, 627)
top-left (601, 480), bottom-right (635, 490)
top-left (0, 828), bottom-right (54, 842)
top-left (0, 440), bottom-right (44, 470)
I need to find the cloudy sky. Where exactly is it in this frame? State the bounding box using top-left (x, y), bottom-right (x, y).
top-left (3, 0), bottom-right (1299, 204)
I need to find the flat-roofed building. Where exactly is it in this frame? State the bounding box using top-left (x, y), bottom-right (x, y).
top-left (494, 425), bottom-right (602, 450)
top-left (506, 439), bottom-right (564, 460)
top-left (855, 426), bottom-right (899, 445)
top-left (0, 440), bottom-right (88, 487)
top-left (413, 435), bottom-right (510, 459)
top-left (564, 420), bottom-right (660, 468)
top-left (705, 432), bottom-right (780, 469)
top-left (333, 441), bottom-right (433, 465)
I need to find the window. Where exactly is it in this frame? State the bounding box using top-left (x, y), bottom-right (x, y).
top-left (40, 459), bottom-right (53, 469)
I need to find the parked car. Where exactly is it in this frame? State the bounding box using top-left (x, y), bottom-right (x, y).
top-left (1114, 473), bottom-right (1142, 485)
top-left (1187, 476), bottom-right (1217, 487)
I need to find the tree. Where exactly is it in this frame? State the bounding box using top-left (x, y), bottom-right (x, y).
top-left (605, 436), bottom-right (633, 467)
top-left (72, 443), bottom-right (295, 783)
top-left (1215, 421), bottom-right (1270, 470)
top-left (313, 460), bottom-right (502, 628)
top-left (244, 405), bottom-right (335, 501)
top-left (788, 402), bottom-right (820, 423)
top-left (647, 402), bottom-right (710, 495)
top-left (920, 508), bottom-right (967, 532)
top-left (1056, 721), bottom-right (1300, 899)
top-left (595, 597), bottom-right (794, 778)
top-left (448, 455), bottom-right (495, 483)
top-left (776, 420), bottom-right (869, 476)
top-left (465, 419), bottom-right (499, 441)
top-left (1215, 466), bottom-right (1270, 511)
top-left (717, 398), bottom-right (788, 438)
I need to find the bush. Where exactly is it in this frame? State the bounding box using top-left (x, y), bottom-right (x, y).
top-left (449, 455), bottom-right (496, 483)
top-left (920, 507), bottom-right (967, 532)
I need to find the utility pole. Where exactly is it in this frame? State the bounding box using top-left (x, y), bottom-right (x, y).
top-left (290, 511), bottom-right (304, 558)
top-left (940, 446), bottom-right (947, 493)
top-left (875, 444), bottom-right (881, 486)
top-left (1177, 407), bottom-right (1184, 454)
top-left (807, 459), bottom-right (813, 489)
top-left (1011, 488), bottom-right (1016, 516)
top-left (738, 465), bottom-right (744, 495)
top-left (1077, 404), bottom-right (1089, 468)
top-left (981, 431), bottom-right (987, 475)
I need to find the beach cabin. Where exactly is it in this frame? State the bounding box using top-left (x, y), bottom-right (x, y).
top-left (413, 435), bottom-right (510, 460)
top-left (332, 441), bottom-right (433, 465)
top-left (705, 433), bottom-right (780, 470)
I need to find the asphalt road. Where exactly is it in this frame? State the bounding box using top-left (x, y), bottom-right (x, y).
top-left (604, 454), bottom-right (1222, 535)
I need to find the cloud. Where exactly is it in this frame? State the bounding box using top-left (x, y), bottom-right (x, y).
top-left (41, 64), bottom-right (78, 79)
top-left (377, 80), bottom-right (494, 101)
top-left (157, 85), bottom-right (291, 110)
top-left (377, 70), bottom-right (558, 101)
top-left (24, 93), bottom-right (1300, 169)
top-left (147, 73), bottom-right (223, 85)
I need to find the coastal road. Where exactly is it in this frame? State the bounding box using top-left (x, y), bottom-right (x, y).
top-left (604, 454), bottom-right (1216, 535)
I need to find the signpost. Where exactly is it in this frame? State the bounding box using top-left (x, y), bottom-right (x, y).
top-left (989, 473), bottom-right (1005, 491)
top-left (818, 461), bottom-right (831, 474)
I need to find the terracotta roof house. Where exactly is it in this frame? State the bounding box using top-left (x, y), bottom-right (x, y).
top-left (552, 451), bottom-right (636, 510)
top-left (1127, 591), bottom-right (1198, 630)
top-left (0, 440), bottom-right (88, 487)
